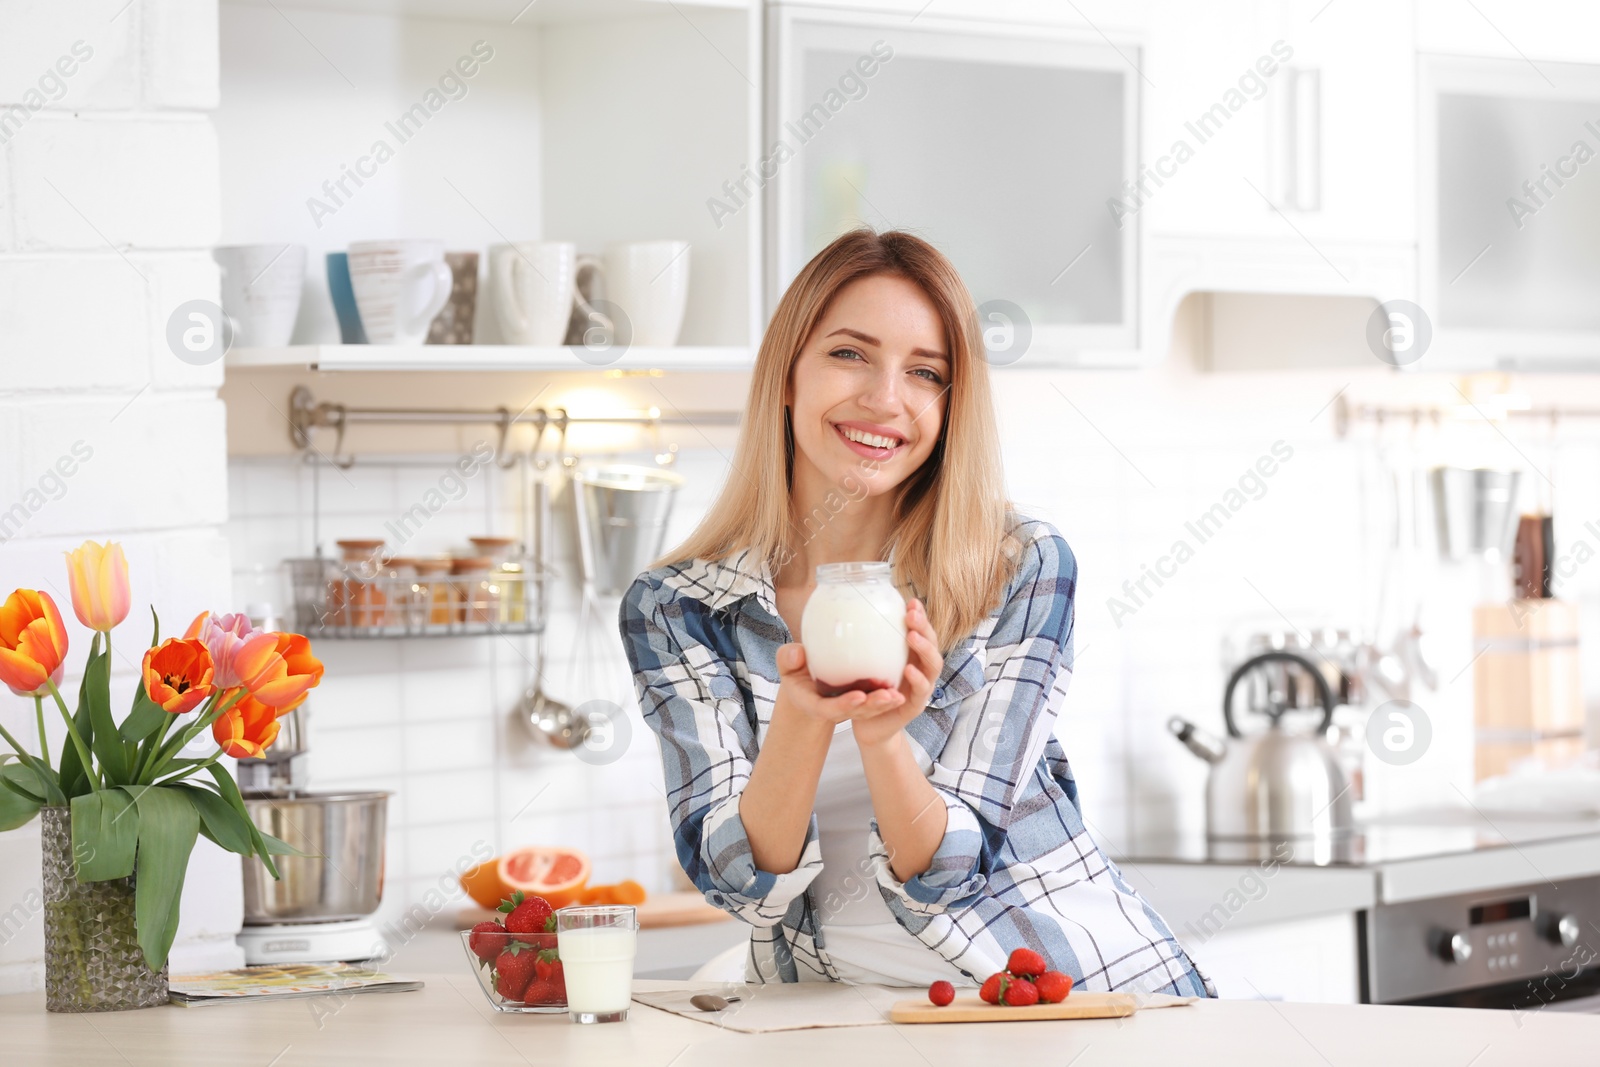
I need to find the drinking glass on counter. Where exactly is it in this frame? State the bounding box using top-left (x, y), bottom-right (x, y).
top-left (555, 905), bottom-right (637, 1024)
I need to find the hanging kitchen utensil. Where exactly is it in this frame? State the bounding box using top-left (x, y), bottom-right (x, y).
top-left (1169, 650), bottom-right (1353, 841)
top-left (519, 455), bottom-right (589, 751)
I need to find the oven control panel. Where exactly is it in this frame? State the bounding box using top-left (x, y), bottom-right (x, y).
top-left (1366, 873), bottom-right (1600, 1004)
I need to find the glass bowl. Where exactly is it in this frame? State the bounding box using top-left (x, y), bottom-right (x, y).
top-left (459, 928), bottom-right (566, 1013)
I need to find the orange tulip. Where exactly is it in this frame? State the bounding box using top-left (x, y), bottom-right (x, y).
top-left (185, 611), bottom-right (278, 690)
top-left (65, 540), bottom-right (130, 632)
top-left (211, 693), bottom-right (280, 759)
top-left (142, 638), bottom-right (215, 715)
top-left (238, 631), bottom-right (324, 711)
top-left (0, 589), bottom-right (69, 697)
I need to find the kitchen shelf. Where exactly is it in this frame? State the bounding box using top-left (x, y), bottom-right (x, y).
top-left (228, 345), bottom-right (754, 373)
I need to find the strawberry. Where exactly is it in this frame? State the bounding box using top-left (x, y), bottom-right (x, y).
top-left (523, 977), bottom-right (561, 1005)
top-left (1035, 971), bottom-right (1073, 1003)
top-left (469, 920), bottom-right (508, 962)
top-left (501, 891), bottom-right (555, 943)
top-left (1006, 947), bottom-right (1047, 977)
top-left (1001, 977), bottom-right (1039, 1007)
top-left (927, 980), bottom-right (955, 1007)
top-left (493, 944), bottom-right (539, 1002)
top-left (979, 972), bottom-right (1004, 1004)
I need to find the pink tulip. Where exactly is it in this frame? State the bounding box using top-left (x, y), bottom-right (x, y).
top-left (184, 611), bottom-right (278, 690)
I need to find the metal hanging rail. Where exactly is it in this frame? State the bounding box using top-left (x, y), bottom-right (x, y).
top-left (1334, 394), bottom-right (1600, 437)
top-left (287, 385), bottom-right (742, 466)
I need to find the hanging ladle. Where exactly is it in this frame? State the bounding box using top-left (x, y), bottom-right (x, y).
top-left (520, 414), bottom-right (590, 750)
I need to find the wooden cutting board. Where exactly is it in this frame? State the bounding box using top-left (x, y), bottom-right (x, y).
top-left (455, 891), bottom-right (731, 931)
top-left (889, 992), bottom-right (1138, 1023)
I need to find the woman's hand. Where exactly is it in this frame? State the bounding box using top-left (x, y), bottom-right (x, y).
top-left (851, 597), bottom-right (942, 750)
top-left (775, 642), bottom-right (905, 731)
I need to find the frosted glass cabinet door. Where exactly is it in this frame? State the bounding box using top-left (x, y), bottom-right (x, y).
top-left (768, 12), bottom-right (1140, 359)
top-left (1423, 57), bottom-right (1600, 363)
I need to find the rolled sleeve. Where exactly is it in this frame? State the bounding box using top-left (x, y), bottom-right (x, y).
top-left (619, 575), bottom-right (818, 928)
top-left (698, 796), bottom-right (824, 925)
top-left (866, 787), bottom-right (988, 914)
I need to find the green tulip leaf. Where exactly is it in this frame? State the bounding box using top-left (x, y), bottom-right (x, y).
top-left (119, 689), bottom-right (167, 750)
top-left (128, 785), bottom-right (199, 974)
top-left (175, 784), bottom-right (254, 856)
top-left (0, 762), bottom-right (45, 831)
top-left (70, 789), bottom-right (138, 882)
top-left (203, 764), bottom-right (285, 879)
top-left (83, 636), bottom-right (129, 784)
top-left (57, 665), bottom-right (98, 798)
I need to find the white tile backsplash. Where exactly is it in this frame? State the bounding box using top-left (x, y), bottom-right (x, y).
top-left (223, 365), bottom-right (1600, 917)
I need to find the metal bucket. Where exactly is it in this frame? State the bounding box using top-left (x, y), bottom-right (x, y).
top-left (572, 464), bottom-right (687, 594)
top-left (1429, 467), bottom-right (1521, 559)
top-left (241, 791), bottom-right (389, 924)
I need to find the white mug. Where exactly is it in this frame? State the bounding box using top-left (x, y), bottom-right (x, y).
top-left (489, 242), bottom-right (587, 346)
top-left (347, 239), bottom-right (453, 346)
top-left (600, 241), bottom-right (691, 347)
top-left (214, 244), bottom-right (306, 348)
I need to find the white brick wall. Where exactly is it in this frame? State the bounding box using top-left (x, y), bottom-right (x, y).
top-left (0, 0), bottom-right (239, 994)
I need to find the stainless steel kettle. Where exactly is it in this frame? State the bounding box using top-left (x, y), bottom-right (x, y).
top-left (1169, 650), bottom-right (1353, 841)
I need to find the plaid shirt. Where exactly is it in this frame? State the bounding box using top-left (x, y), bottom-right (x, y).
top-left (618, 515), bottom-right (1213, 996)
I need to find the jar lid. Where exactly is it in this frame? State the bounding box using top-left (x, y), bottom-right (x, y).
top-left (815, 561), bottom-right (893, 583)
top-left (469, 536), bottom-right (516, 548)
top-left (450, 556), bottom-right (493, 573)
top-left (336, 539), bottom-right (386, 550)
top-left (385, 557), bottom-right (419, 569)
top-left (412, 558), bottom-right (452, 574)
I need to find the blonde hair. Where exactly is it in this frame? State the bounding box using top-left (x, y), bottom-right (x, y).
top-left (653, 229), bottom-right (1021, 655)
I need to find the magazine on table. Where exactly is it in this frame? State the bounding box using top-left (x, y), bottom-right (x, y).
top-left (168, 962), bottom-right (423, 1005)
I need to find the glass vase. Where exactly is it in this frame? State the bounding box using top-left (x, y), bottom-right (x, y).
top-left (41, 805), bottom-right (169, 1012)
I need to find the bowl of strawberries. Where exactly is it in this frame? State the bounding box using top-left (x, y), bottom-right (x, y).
top-left (462, 890), bottom-right (567, 1013)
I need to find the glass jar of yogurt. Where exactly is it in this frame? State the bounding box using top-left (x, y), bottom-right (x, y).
top-left (800, 561), bottom-right (908, 697)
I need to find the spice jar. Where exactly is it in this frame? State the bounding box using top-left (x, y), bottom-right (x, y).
top-left (384, 557), bottom-right (420, 632)
top-left (413, 558), bottom-right (454, 626)
top-left (336, 539), bottom-right (388, 629)
top-left (470, 536), bottom-right (524, 624)
top-left (450, 556), bottom-right (498, 624)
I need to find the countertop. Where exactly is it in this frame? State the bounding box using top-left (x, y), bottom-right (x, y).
top-left (1111, 808), bottom-right (1600, 932)
top-left (5, 975), bottom-right (1595, 1065)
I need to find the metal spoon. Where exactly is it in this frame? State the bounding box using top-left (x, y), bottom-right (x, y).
top-left (520, 470), bottom-right (589, 749)
top-left (689, 993), bottom-right (742, 1012)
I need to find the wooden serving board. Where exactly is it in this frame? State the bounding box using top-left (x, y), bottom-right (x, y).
top-left (455, 892), bottom-right (732, 931)
top-left (890, 992), bottom-right (1138, 1024)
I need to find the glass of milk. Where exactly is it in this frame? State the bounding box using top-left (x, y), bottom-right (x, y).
top-left (555, 905), bottom-right (638, 1024)
top-left (800, 561), bottom-right (908, 696)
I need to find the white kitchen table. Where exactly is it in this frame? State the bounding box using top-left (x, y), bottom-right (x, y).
top-left (3, 976), bottom-right (1594, 1065)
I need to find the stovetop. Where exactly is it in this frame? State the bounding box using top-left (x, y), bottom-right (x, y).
top-left (1121, 807), bottom-right (1600, 869)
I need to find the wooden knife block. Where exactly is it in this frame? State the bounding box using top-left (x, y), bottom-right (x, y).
top-left (1471, 600), bottom-right (1585, 781)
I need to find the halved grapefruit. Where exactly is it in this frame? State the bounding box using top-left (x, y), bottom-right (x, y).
top-left (460, 846), bottom-right (592, 910)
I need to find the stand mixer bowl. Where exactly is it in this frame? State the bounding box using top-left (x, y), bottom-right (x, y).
top-left (241, 790), bottom-right (390, 924)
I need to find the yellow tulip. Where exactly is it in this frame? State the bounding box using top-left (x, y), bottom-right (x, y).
top-left (65, 540), bottom-right (130, 632)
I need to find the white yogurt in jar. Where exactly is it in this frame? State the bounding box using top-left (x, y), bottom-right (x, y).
top-left (800, 561), bottom-right (908, 696)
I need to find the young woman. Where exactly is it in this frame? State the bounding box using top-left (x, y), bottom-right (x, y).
top-left (618, 230), bottom-right (1211, 996)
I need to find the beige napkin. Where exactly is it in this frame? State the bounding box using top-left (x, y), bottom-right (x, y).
top-left (631, 982), bottom-right (1196, 1033)
top-left (631, 983), bottom-right (906, 1033)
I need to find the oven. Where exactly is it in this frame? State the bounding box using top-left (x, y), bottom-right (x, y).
top-left (1361, 872), bottom-right (1600, 1012)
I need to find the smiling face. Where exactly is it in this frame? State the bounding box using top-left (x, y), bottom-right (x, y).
top-left (784, 273), bottom-right (950, 501)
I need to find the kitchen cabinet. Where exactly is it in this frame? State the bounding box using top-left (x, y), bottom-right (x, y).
top-left (1417, 54), bottom-right (1600, 370)
top-left (215, 0), bottom-right (763, 370)
top-left (767, 3), bottom-right (1143, 362)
